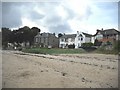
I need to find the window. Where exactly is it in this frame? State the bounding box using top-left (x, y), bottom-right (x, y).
top-left (61, 38), bottom-right (64, 42)
top-left (71, 38), bottom-right (74, 42)
top-left (36, 38), bottom-right (38, 42)
top-left (44, 37), bottom-right (46, 43)
top-left (81, 38), bottom-right (83, 41)
top-left (61, 44), bottom-right (64, 48)
top-left (65, 38), bottom-right (68, 42)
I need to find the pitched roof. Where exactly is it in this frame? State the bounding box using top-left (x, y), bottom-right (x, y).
top-left (94, 28), bottom-right (120, 36)
top-left (60, 34), bottom-right (76, 39)
top-left (102, 29), bottom-right (120, 35)
top-left (35, 32), bottom-right (56, 38)
top-left (82, 32), bottom-right (93, 37)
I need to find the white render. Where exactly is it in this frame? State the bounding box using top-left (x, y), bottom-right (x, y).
top-left (59, 37), bottom-right (75, 48)
top-left (75, 31), bottom-right (84, 48)
top-left (94, 32), bottom-right (103, 40)
top-left (75, 31), bottom-right (92, 48)
top-left (59, 31), bottom-right (93, 49)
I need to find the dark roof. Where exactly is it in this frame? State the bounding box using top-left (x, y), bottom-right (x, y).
top-left (94, 28), bottom-right (120, 36)
top-left (60, 34), bottom-right (76, 39)
top-left (78, 34), bottom-right (83, 37)
top-left (35, 32), bottom-right (56, 38)
top-left (102, 29), bottom-right (119, 35)
top-left (82, 32), bottom-right (93, 37)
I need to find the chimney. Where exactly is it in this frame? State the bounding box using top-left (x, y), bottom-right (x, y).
top-left (101, 28), bottom-right (103, 31)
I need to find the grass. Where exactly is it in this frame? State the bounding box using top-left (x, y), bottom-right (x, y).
top-left (22, 48), bottom-right (86, 54)
top-left (22, 47), bottom-right (119, 55)
top-left (93, 48), bottom-right (119, 55)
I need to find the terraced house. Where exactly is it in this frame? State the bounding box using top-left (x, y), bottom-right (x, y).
top-left (34, 28), bottom-right (119, 49)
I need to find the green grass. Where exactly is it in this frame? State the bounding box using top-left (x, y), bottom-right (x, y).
top-left (22, 48), bottom-right (86, 54)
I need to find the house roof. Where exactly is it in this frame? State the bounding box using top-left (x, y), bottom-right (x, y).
top-left (60, 34), bottom-right (76, 39)
top-left (82, 32), bottom-right (93, 37)
top-left (102, 29), bottom-right (120, 35)
top-left (94, 28), bottom-right (120, 36)
top-left (35, 32), bottom-right (56, 38)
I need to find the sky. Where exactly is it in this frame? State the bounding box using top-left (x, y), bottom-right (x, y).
top-left (1, 0), bottom-right (119, 34)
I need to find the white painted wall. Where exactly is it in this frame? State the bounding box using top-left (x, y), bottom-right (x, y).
top-left (59, 37), bottom-right (75, 48)
top-left (75, 31), bottom-right (85, 48)
top-left (67, 38), bottom-right (75, 45)
top-left (91, 37), bottom-right (95, 43)
top-left (95, 33), bottom-right (103, 40)
top-left (85, 37), bottom-right (91, 43)
top-left (59, 31), bottom-right (94, 49)
top-left (116, 34), bottom-right (119, 40)
top-left (59, 38), bottom-right (66, 48)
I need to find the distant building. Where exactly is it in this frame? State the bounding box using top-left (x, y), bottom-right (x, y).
top-left (59, 31), bottom-right (93, 48)
top-left (34, 32), bottom-right (59, 48)
top-left (75, 31), bottom-right (93, 48)
top-left (59, 34), bottom-right (76, 48)
top-left (93, 28), bottom-right (120, 45)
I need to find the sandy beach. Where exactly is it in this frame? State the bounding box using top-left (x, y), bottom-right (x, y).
top-left (2, 50), bottom-right (118, 88)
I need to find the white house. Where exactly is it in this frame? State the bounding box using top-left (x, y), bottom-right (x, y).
top-left (59, 31), bottom-right (93, 48)
top-left (75, 31), bottom-right (93, 48)
top-left (59, 34), bottom-right (76, 48)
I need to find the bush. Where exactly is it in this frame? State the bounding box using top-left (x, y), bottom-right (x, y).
top-left (81, 42), bottom-right (94, 47)
top-left (113, 40), bottom-right (120, 52)
top-left (94, 39), bottom-right (102, 46)
top-left (68, 44), bottom-right (75, 48)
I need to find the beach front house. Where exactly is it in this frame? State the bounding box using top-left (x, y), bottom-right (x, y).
top-left (34, 32), bottom-right (59, 48)
top-left (59, 31), bottom-right (93, 48)
top-left (93, 28), bottom-right (120, 45)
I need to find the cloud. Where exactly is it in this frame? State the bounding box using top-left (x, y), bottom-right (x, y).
top-left (2, 2), bottom-right (22, 28)
top-left (2, 2), bottom-right (45, 28)
top-left (49, 23), bottom-right (73, 34)
top-left (2, 1), bottom-right (118, 34)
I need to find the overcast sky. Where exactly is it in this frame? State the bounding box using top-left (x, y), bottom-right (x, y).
top-left (2, 0), bottom-right (118, 34)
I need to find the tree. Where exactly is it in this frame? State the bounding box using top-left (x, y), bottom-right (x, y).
top-left (2, 27), bottom-right (12, 48)
top-left (2, 26), bottom-right (41, 48)
top-left (31, 27), bottom-right (41, 32)
top-left (58, 33), bottom-right (63, 38)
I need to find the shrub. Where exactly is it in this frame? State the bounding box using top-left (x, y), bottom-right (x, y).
top-left (94, 39), bottom-right (102, 46)
top-left (81, 42), bottom-right (94, 47)
top-left (113, 40), bottom-right (120, 52)
top-left (68, 44), bottom-right (75, 48)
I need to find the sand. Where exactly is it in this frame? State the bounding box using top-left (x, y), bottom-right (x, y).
top-left (2, 50), bottom-right (118, 88)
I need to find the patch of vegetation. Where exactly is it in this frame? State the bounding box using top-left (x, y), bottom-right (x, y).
top-left (22, 48), bottom-right (86, 54)
top-left (93, 40), bottom-right (120, 55)
top-left (81, 42), bottom-right (94, 47)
